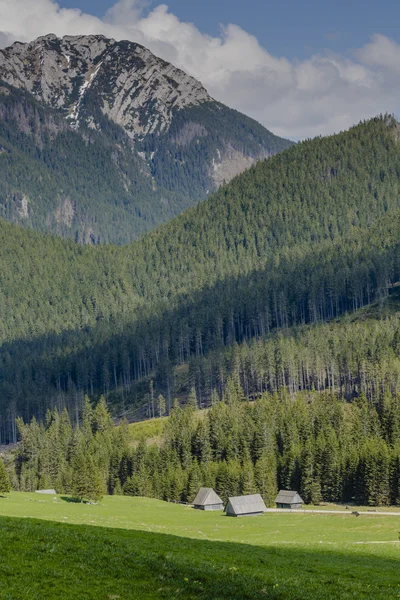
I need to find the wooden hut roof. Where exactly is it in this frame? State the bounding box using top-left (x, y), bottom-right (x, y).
top-left (226, 494), bottom-right (267, 515)
top-left (274, 490), bottom-right (303, 504)
top-left (193, 487), bottom-right (223, 506)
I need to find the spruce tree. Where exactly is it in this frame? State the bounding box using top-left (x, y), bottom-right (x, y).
top-left (186, 387), bottom-right (198, 411)
top-left (0, 458), bottom-right (11, 494)
top-left (157, 394), bottom-right (166, 418)
top-left (186, 460), bottom-right (202, 502)
top-left (254, 451), bottom-right (278, 507)
top-left (301, 439), bottom-right (322, 505)
top-left (92, 396), bottom-right (113, 434)
top-left (240, 459), bottom-right (256, 495)
top-left (71, 449), bottom-right (90, 501)
top-left (71, 450), bottom-right (104, 503)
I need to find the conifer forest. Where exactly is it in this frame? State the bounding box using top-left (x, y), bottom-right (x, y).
top-left (9, 385), bottom-right (400, 507)
top-left (0, 114), bottom-right (400, 509)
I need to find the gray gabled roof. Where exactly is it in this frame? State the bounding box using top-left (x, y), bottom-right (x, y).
top-left (226, 494), bottom-right (267, 515)
top-left (193, 487), bottom-right (223, 506)
top-left (274, 490), bottom-right (304, 504)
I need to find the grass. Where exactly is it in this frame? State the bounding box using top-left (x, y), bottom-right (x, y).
top-left (128, 418), bottom-right (167, 446)
top-left (0, 493), bottom-right (400, 599)
top-left (127, 411), bottom-right (206, 446)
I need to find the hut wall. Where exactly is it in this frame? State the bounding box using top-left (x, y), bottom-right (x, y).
top-left (276, 502), bottom-right (303, 509)
top-left (204, 503), bottom-right (224, 511)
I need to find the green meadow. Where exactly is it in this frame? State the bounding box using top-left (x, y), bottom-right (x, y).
top-left (0, 493), bottom-right (399, 599)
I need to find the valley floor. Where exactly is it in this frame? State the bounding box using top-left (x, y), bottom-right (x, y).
top-left (0, 493), bottom-right (399, 599)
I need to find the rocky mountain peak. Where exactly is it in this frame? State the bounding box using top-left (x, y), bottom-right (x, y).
top-left (0, 34), bottom-right (212, 138)
top-left (0, 34), bottom-right (293, 245)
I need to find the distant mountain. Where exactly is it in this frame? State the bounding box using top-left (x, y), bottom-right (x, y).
top-left (0, 34), bottom-right (293, 243)
top-left (0, 116), bottom-right (400, 442)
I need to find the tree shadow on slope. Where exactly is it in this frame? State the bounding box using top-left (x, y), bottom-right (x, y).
top-left (0, 516), bottom-right (398, 600)
top-left (0, 228), bottom-right (399, 437)
top-left (60, 496), bottom-right (87, 504)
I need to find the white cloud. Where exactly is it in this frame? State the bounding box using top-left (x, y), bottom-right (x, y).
top-left (0, 0), bottom-right (400, 139)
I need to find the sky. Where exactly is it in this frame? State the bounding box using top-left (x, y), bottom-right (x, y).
top-left (1, 0), bottom-right (400, 139)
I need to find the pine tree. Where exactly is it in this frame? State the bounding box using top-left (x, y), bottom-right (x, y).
top-left (240, 459), bottom-right (256, 495)
top-left (86, 456), bottom-right (106, 503)
top-left (301, 439), bottom-right (322, 504)
top-left (71, 450), bottom-right (104, 503)
top-left (81, 396), bottom-right (94, 441)
top-left (363, 438), bottom-right (390, 506)
top-left (186, 460), bottom-right (202, 502)
top-left (193, 420), bottom-right (212, 465)
top-left (186, 387), bottom-right (198, 411)
top-left (254, 451), bottom-right (278, 507)
top-left (70, 448), bottom-right (90, 501)
top-left (0, 458), bottom-right (11, 494)
top-left (210, 389), bottom-right (220, 406)
top-left (390, 445), bottom-right (400, 505)
top-left (92, 396), bottom-right (113, 434)
top-left (157, 394), bottom-right (166, 418)
top-left (317, 429), bottom-right (341, 502)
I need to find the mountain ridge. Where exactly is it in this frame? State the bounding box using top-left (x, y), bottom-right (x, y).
top-left (0, 34), bottom-right (293, 244)
top-left (0, 34), bottom-right (212, 137)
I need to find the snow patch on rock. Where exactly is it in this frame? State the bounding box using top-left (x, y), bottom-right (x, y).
top-left (0, 34), bottom-right (212, 140)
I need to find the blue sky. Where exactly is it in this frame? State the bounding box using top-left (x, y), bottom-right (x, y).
top-left (58, 0), bottom-right (400, 61)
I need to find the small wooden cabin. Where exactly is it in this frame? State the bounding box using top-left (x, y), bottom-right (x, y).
top-left (225, 494), bottom-right (267, 517)
top-left (193, 488), bottom-right (224, 511)
top-left (275, 490), bottom-right (303, 509)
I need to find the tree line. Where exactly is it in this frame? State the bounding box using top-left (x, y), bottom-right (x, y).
top-left (7, 383), bottom-right (400, 506)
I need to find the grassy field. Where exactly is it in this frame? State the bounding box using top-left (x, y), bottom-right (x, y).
top-left (0, 493), bottom-right (400, 599)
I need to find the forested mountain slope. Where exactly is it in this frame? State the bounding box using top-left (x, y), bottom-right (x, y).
top-left (0, 83), bottom-right (190, 243)
top-left (0, 35), bottom-right (292, 243)
top-left (1, 116), bottom-right (400, 442)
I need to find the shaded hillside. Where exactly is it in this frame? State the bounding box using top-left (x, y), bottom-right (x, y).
top-left (1, 116), bottom-right (400, 440)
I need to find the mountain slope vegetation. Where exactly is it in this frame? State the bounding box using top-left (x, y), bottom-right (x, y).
top-left (0, 35), bottom-right (292, 243)
top-left (0, 116), bottom-right (400, 441)
top-left (0, 83), bottom-right (190, 244)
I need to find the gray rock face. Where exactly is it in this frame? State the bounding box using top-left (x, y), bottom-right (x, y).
top-left (0, 34), bottom-right (211, 139)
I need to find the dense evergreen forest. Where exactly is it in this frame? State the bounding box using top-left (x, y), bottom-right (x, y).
top-left (0, 82), bottom-right (291, 244)
top-left (0, 83), bottom-right (193, 244)
top-left (1, 116), bottom-right (400, 443)
top-left (139, 101), bottom-right (292, 198)
top-left (7, 386), bottom-right (400, 507)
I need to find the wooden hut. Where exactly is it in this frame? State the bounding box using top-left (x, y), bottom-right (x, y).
top-left (193, 488), bottom-right (224, 511)
top-left (225, 494), bottom-right (267, 517)
top-left (274, 490), bottom-right (303, 509)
